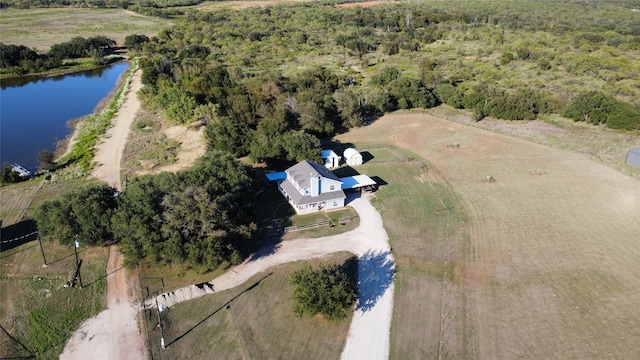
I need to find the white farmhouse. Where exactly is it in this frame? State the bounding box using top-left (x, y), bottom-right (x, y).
top-left (343, 148), bottom-right (363, 166)
top-left (278, 160), bottom-right (346, 214)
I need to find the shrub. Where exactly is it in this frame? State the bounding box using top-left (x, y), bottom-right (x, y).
top-left (290, 262), bottom-right (358, 321)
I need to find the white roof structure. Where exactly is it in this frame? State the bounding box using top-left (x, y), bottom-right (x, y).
top-left (321, 149), bottom-right (340, 168)
top-left (343, 148), bottom-right (363, 166)
top-left (340, 175), bottom-right (376, 190)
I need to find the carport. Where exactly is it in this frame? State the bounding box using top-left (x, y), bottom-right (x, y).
top-left (340, 175), bottom-right (377, 192)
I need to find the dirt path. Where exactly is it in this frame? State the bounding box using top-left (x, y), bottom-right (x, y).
top-left (146, 194), bottom-right (395, 360)
top-left (91, 70), bottom-right (142, 190)
top-left (61, 70), bottom-right (147, 359)
top-left (60, 247), bottom-right (145, 360)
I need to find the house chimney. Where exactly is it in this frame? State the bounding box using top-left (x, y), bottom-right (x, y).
top-left (310, 173), bottom-right (320, 197)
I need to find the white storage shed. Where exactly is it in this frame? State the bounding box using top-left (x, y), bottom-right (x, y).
top-left (321, 149), bottom-right (340, 169)
top-left (343, 148), bottom-right (363, 166)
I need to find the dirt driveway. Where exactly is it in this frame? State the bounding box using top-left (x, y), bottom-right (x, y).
top-left (147, 194), bottom-right (395, 360)
top-left (61, 70), bottom-right (146, 360)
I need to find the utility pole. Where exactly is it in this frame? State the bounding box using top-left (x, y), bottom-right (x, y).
top-left (73, 239), bottom-right (83, 288)
top-left (156, 298), bottom-right (166, 349)
top-left (37, 233), bottom-right (48, 267)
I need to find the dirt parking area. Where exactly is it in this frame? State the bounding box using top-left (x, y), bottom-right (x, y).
top-left (340, 111), bottom-right (640, 359)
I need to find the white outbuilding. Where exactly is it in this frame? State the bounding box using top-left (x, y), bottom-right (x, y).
top-left (321, 149), bottom-right (340, 169)
top-left (343, 148), bottom-right (363, 166)
top-left (626, 148), bottom-right (640, 169)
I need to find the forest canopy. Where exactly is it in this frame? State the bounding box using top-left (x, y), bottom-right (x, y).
top-left (126, 0), bottom-right (640, 148)
top-left (35, 152), bottom-right (256, 271)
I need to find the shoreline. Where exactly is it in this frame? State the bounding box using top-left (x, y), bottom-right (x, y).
top-left (0, 55), bottom-right (127, 84)
top-left (55, 60), bottom-right (133, 162)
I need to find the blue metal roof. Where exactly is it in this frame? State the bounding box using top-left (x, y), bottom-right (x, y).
top-left (340, 175), bottom-right (376, 189)
top-left (265, 172), bottom-right (286, 181)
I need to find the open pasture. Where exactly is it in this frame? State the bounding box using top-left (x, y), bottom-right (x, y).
top-left (336, 111), bottom-right (640, 359)
top-left (0, 8), bottom-right (169, 51)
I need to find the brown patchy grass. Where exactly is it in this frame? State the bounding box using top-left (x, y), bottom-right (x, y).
top-left (143, 253), bottom-right (354, 360)
top-left (121, 108), bottom-right (178, 180)
top-left (194, 0), bottom-right (312, 11)
top-left (0, 8), bottom-right (170, 51)
top-left (334, 1), bottom-right (390, 8)
top-left (336, 110), bottom-right (640, 359)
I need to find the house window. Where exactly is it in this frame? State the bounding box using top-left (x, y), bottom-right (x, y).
top-left (332, 200), bottom-right (338, 207)
top-left (330, 185), bottom-right (335, 191)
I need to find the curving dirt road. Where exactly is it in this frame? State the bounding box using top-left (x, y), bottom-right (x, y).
top-left (61, 69), bottom-right (147, 360)
top-left (147, 194), bottom-right (395, 360)
top-left (91, 69), bottom-right (142, 190)
top-left (62, 65), bottom-right (396, 359)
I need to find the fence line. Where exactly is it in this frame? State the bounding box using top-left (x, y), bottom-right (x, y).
top-left (284, 220), bottom-right (331, 233)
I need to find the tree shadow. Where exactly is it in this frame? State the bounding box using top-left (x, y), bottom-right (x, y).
top-left (0, 219), bottom-right (38, 253)
top-left (355, 250), bottom-right (395, 312)
top-left (321, 140), bottom-right (355, 157)
top-left (244, 180), bottom-right (293, 261)
top-left (247, 242), bottom-right (282, 262)
top-left (165, 272), bottom-right (272, 348)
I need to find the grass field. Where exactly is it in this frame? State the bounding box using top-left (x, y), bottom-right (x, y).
top-left (335, 110), bottom-right (640, 359)
top-left (143, 253), bottom-right (354, 360)
top-left (0, 8), bottom-right (170, 51)
top-left (0, 236), bottom-right (108, 359)
top-left (0, 177), bottom-right (111, 359)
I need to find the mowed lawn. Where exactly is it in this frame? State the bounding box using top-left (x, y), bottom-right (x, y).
top-left (336, 111), bottom-right (640, 359)
top-left (0, 8), bottom-right (169, 51)
top-left (143, 254), bottom-right (354, 360)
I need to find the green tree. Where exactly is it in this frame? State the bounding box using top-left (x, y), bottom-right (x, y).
top-left (112, 173), bottom-right (177, 266)
top-left (205, 115), bottom-right (252, 157)
top-left (435, 83), bottom-right (464, 109)
top-left (1, 164), bottom-right (24, 184)
top-left (124, 34), bottom-right (150, 51)
top-left (290, 262), bottom-right (358, 321)
top-left (35, 184), bottom-right (117, 246)
top-left (281, 131), bottom-right (321, 162)
top-left (155, 86), bottom-right (198, 124)
top-left (563, 90), bottom-right (615, 125)
top-left (38, 149), bottom-right (56, 171)
top-left (333, 87), bottom-right (364, 128)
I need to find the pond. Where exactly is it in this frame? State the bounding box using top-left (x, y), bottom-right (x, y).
top-left (0, 62), bottom-right (130, 173)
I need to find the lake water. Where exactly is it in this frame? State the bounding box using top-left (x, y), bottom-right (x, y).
top-left (0, 62), bottom-right (130, 172)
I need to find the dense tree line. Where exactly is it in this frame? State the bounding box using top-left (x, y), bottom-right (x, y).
top-left (126, 1), bottom-right (639, 159)
top-left (0, 42), bottom-right (61, 74)
top-left (0, 0), bottom-right (202, 9)
top-left (0, 36), bottom-right (117, 75)
top-left (34, 152), bottom-right (256, 271)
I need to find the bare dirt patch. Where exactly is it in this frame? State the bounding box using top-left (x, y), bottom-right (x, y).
top-left (139, 125), bottom-right (206, 175)
top-left (337, 111), bottom-right (640, 359)
top-left (334, 1), bottom-right (390, 8)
